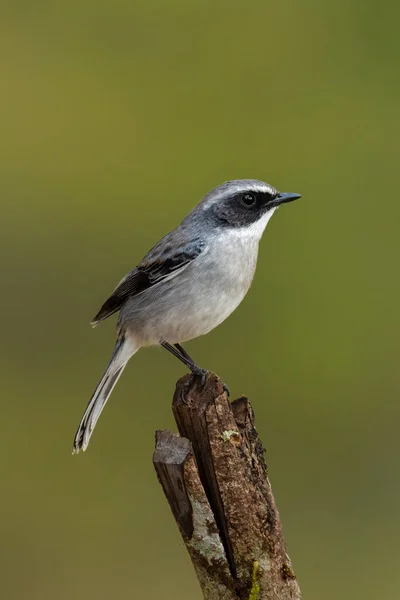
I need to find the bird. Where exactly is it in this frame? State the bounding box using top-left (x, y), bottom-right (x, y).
top-left (73, 179), bottom-right (300, 453)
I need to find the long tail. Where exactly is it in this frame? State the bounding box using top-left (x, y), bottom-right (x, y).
top-left (72, 335), bottom-right (137, 453)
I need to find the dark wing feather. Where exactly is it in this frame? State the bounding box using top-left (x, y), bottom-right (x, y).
top-left (91, 236), bottom-right (206, 325)
top-left (90, 270), bottom-right (150, 325)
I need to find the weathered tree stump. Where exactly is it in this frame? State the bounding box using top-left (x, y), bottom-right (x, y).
top-left (153, 372), bottom-right (301, 600)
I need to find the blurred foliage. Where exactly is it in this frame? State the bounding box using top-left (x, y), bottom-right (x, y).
top-left (0, 1), bottom-right (399, 599)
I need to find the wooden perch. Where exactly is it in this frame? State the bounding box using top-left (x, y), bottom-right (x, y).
top-left (153, 373), bottom-right (301, 600)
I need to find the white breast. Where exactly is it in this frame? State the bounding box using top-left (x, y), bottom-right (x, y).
top-left (125, 209), bottom-right (277, 345)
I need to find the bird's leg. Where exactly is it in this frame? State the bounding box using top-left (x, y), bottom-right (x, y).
top-left (174, 343), bottom-right (209, 384)
top-left (174, 343), bottom-right (230, 397)
top-left (161, 341), bottom-right (208, 386)
top-left (174, 343), bottom-right (199, 367)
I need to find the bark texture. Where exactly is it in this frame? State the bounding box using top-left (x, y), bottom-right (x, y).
top-left (153, 372), bottom-right (301, 600)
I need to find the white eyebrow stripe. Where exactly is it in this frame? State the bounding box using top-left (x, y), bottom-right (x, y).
top-left (226, 183), bottom-right (274, 195)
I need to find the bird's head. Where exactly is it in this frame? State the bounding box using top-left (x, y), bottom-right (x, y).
top-left (196, 179), bottom-right (301, 237)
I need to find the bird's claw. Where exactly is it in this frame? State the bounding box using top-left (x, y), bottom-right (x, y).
top-left (222, 382), bottom-right (230, 396)
top-left (180, 380), bottom-right (190, 404)
top-left (191, 366), bottom-right (208, 388)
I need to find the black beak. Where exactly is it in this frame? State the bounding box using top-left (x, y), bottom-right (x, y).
top-left (274, 192), bottom-right (301, 206)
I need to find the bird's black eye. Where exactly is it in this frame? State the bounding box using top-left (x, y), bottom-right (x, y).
top-left (240, 193), bottom-right (257, 207)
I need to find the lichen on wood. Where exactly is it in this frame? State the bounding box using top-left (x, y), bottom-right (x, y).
top-left (248, 562), bottom-right (260, 600)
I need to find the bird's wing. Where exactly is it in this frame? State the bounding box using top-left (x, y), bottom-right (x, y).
top-left (91, 235), bottom-right (206, 325)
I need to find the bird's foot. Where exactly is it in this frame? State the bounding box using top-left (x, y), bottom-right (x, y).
top-left (189, 365), bottom-right (230, 396)
top-left (189, 365), bottom-right (209, 387)
top-left (179, 367), bottom-right (208, 404)
top-left (179, 364), bottom-right (230, 402)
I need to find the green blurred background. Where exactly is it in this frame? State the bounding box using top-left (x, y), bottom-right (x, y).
top-left (1, 1), bottom-right (399, 598)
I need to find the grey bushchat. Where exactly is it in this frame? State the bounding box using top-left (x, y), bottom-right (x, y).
top-left (73, 179), bottom-right (300, 452)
